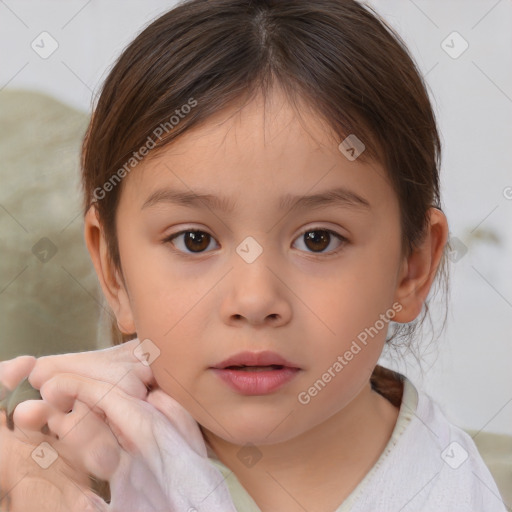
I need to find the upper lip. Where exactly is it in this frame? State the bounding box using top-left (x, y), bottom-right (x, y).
top-left (211, 351), bottom-right (301, 369)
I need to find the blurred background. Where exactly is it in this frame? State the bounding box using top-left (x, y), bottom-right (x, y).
top-left (0, 0), bottom-right (510, 446)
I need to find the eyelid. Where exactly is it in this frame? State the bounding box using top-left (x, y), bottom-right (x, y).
top-left (296, 225), bottom-right (347, 240)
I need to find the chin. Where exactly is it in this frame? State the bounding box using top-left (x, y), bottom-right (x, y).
top-left (203, 417), bottom-right (304, 447)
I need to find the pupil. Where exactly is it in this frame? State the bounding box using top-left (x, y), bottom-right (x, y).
top-left (185, 231), bottom-right (209, 252)
top-left (305, 230), bottom-right (329, 252)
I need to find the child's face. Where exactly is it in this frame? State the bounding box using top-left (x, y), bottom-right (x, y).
top-left (95, 88), bottom-right (413, 445)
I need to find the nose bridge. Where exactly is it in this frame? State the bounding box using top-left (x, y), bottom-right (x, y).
top-left (235, 234), bottom-right (267, 266)
top-left (232, 233), bottom-right (278, 292)
top-left (220, 233), bottom-right (292, 326)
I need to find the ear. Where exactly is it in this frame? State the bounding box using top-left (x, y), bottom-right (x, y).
top-left (392, 208), bottom-right (449, 323)
top-left (84, 206), bottom-right (136, 334)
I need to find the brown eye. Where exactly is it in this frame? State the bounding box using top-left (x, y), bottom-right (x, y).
top-left (184, 231), bottom-right (210, 252)
top-left (165, 230), bottom-right (218, 253)
top-left (293, 228), bottom-right (346, 254)
top-left (305, 230), bottom-right (330, 251)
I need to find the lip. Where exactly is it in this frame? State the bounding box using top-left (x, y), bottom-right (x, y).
top-left (211, 367), bottom-right (301, 395)
top-left (210, 351), bottom-right (301, 395)
top-left (211, 350), bottom-right (301, 370)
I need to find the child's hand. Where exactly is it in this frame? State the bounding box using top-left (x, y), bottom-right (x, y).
top-left (2, 339), bottom-right (156, 479)
top-left (0, 338), bottom-right (154, 404)
top-left (27, 337), bottom-right (155, 400)
top-left (0, 409), bottom-right (108, 511)
top-left (0, 355), bottom-right (38, 429)
top-left (0, 355), bottom-right (114, 510)
top-left (0, 339), bottom-right (156, 509)
top-left (0, 355), bottom-right (36, 390)
top-left (1, 338), bottom-right (155, 430)
top-left (36, 372), bottom-right (237, 512)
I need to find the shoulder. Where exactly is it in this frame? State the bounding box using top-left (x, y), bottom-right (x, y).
top-left (411, 380), bottom-right (506, 511)
top-left (348, 370), bottom-right (507, 512)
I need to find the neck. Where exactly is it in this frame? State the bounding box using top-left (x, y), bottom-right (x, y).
top-left (201, 380), bottom-right (400, 511)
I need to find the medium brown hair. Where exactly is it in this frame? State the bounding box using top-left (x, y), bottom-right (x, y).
top-left (81, 0), bottom-right (449, 356)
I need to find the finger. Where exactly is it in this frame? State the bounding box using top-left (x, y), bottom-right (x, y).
top-left (13, 398), bottom-right (55, 434)
top-left (40, 373), bottom-right (158, 456)
top-left (29, 339), bottom-right (155, 399)
top-left (38, 375), bottom-right (236, 512)
top-left (1, 411), bottom-right (106, 510)
top-left (47, 400), bottom-right (121, 480)
top-left (15, 397), bottom-right (122, 481)
top-left (0, 356), bottom-right (36, 390)
top-left (8, 386), bottom-right (120, 480)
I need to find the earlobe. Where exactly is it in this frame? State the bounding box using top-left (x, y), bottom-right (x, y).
top-left (392, 208), bottom-right (449, 323)
top-left (84, 206), bottom-right (136, 334)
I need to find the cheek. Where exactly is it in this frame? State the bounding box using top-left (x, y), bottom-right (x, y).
top-left (292, 262), bottom-right (398, 348)
top-left (119, 239), bottom-right (209, 334)
top-left (116, 236), bottom-right (219, 398)
top-left (334, 229), bottom-right (402, 325)
top-left (288, 242), bottom-right (401, 374)
top-left (145, 337), bottom-right (203, 404)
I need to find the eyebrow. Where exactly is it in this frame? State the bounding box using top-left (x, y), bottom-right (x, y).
top-left (141, 186), bottom-right (371, 213)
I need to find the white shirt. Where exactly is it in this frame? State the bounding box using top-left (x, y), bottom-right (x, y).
top-left (207, 372), bottom-right (508, 511)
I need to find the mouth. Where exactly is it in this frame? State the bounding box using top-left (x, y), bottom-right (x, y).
top-left (210, 352), bottom-right (301, 395)
top-left (211, 350), bottom-right (301, 370)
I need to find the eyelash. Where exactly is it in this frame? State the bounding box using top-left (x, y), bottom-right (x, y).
top-left (162, 227), bottom-right (348, 257)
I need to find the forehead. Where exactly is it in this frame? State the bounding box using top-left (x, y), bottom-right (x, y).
top-left (124, 88), bottom-right (394, 213)
top-left (134, 91), bottom-right (336, 173)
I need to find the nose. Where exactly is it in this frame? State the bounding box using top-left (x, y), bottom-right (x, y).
top-left (220, 250), bottom-right (292, 328)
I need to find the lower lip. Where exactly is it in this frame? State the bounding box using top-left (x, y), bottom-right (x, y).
top-left (211, 367), bottom-right (300, 395)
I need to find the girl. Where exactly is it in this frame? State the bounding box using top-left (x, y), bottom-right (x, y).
top-left (1, 0), bottom-right (507, 510)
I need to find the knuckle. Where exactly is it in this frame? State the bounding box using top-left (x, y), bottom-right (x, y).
top-left (29, 356), bottom-right (55, 385)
